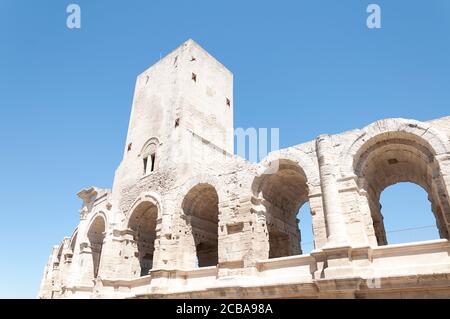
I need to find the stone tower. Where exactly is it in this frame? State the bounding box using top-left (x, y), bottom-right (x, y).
top-left (113, 39), bottom-right (233, 194)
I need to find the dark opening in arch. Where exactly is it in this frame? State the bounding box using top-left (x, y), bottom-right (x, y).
top-left (87, 216), bottom-right (105, 278)
top-left (257, 160), bottom-right (312, 258)
top-left (182, 183), bottom-right (219, 267)
top-left (128, 201), bottom-right (158, 276)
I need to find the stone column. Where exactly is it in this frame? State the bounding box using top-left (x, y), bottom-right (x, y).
top-left (120, 231), bottom-right (142, 278)
top-left (151, 216), bottom-right (166, 270)
top-left (77, 242), bottom-right (95, 284)
top-left (65, 206), bottom-right (92, 289)
top-left (316, 134), bottom-right (349, 247)
top-left (94, 227), bottom-right (122, 278)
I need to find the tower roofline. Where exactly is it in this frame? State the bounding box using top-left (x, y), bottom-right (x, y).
top-left (137, 38), bottom-right (233, 78)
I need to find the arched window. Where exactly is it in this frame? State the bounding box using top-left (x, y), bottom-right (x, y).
top-left (354, 133), bottom-right (449, 245)
top-left (141, 138), bottom-right (159, 175)
top-left (182, 184), bottom-right (219, 267)
top-left (87, 216), bottom-right (105, 278)
top-left (128, 201), bottom-right (158, 276)
top-left (257, 159), bottom-right (312, 258)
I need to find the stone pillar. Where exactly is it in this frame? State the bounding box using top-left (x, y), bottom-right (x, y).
top-left (175, 214), bottom-right (198, 269)
top-left (65, 206), bottom-right (92, 289)
top-left (358, 189), bottom-right (379, 247)
top-left (77, 242), bottom-right (95, 284)
top-left (316, 135), bottom-right (349, 247)
top-left (120, 231), bottom-right (142, 278)
top-left (152, 216), bottom-right (167, 270)
top-left (309, 190), bottom-right (327, 250)
top-left (313, 135), bottom-right (355, 279)
top-left (95, 227), bottom-right (122, 278)
top-left (59, 238), bottom-right (72, 292)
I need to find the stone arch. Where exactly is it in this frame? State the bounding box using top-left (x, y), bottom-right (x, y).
top-left (55, 241), bottom-right (64, 267)
top-left (255, 147), bottom-right (320, 191)
top-left (176, 174), bottom-right (225, 207)
top-left (252, 151), bottom-right (320, 258)
top-left (126, 192), bottom-right (162, 276)
top-left (127, 191), bottom-right (163, 221)
top-left (344, 118), bottom-right (450, 244)
top-left (59, 229), bottom-right (78, 266)
top-left (69, 228), bottom-right (78, 253)
top-left (341, 118), bottom-right (450, 177)
top-left (180, 179), bottom-right (221, 268)
top-left (86, 212), bottom-right (107, 279)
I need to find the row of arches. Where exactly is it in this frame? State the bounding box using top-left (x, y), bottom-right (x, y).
top-left (79, 120), bottom-right (449, 280)
top-left (79, 183), bottom-right (221, 279)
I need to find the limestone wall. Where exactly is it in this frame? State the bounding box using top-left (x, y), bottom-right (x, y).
top-left (38, 39), bottom-right (450, 299)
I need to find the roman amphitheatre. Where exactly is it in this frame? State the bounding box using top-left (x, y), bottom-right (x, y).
top-left (39, 39), bottom-right (450, 299)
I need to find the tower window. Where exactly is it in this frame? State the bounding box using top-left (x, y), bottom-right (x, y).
top-left (226, 98), bottom-right (231, 107)
top-left (175, 118), bottom-right (180, 127)
top-left (141, 137), bottom-right (159, 175)
top-left (127, 143), bottom-right (132, 152)
top-left (143, 154), bottom-right (156, 175)
top-left (150, 154), bottom-right (156, 172)
top-left (192, 73), bottom-right (197, 82)
top-left (143, 157), bottom-right (148, 175)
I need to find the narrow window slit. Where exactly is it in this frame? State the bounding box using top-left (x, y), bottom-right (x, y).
top-left (150, 154), bottom-right (156, 172)
top-left (143, 157), bottom-right (148, 175)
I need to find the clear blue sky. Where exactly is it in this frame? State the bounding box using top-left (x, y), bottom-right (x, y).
top-left (0, 0), bottom-right (449, 298)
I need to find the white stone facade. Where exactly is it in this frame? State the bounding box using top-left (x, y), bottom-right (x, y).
top-left (38, 39), bottom-right (450, 299)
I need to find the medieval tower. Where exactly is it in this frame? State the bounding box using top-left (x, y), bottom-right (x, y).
top-left (39, 39), bottom-right (450, 299)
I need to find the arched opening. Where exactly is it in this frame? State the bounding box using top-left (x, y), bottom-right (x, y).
top-left (354, 133), bottom-right (449, 245)
top-left (258, 160), bottom-right (311, 258)
top-left (128, 201), bottom-right (158, 276)
top-left (182, 184), bottom-right (219, 267)
top-left (87, 216), bottom-right (105, 278)
top-left (297, 202), bottom-right (314, 254)
top-left (380, 182), bottom-right (441, 244)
